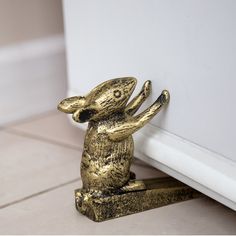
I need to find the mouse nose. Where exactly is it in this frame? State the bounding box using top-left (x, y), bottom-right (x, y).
top-left (121, 77), bottom-right (137, 94)
top-left (122, 77), bottom-right (137, 91)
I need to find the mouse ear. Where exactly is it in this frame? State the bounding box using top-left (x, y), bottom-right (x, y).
top-left (57, 96), bottom-right (86, 114)
top-left (72, 107), bottom-right (98, 123)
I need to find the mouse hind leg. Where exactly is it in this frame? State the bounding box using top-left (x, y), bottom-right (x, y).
top-left (120, 179), bottom-right (146, 192)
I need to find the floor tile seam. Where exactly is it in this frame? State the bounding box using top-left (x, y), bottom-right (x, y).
top-left (1, 110), bottom-right (58, 129)
top-left (4, 128), bottom-right (83, 152)
top-left (0, 177), bottom-right (81, 210)
top-left (7, 129), bottom-right (159, 171)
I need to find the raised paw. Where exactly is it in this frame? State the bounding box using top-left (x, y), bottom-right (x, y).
top-left (157, 90), bottom-right (170, 105)
top-left (142, 80), bottom-right (152, 97)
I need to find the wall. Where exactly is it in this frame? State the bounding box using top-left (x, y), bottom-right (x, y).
top-left (63, 0), bottom-right (236, 209)
top-left (0, 0), bottom-right (66, 125)
top-left (0, 0), bottom-right (64, 46)
top-left (64, 0), bottom-right (236, 162)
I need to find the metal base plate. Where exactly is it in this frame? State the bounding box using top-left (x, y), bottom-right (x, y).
top-left (75, 177), bottom-right (202, 222)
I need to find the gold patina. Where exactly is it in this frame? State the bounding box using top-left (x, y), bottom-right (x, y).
top-left (58, 77), bottom-right (201, 222)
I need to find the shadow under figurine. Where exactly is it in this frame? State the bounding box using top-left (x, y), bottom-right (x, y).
top-left (58, 77), bottom-right (201, 222)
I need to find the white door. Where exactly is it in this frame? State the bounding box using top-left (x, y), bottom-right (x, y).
top-left (63, 0), bottom-right (236, 210)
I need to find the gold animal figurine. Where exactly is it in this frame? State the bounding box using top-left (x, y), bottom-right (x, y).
top-left (58, 77), bottom-right (201, 222)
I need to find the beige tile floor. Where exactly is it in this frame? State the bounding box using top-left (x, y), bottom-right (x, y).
top-left (0, 111), bottom-right (235, 234)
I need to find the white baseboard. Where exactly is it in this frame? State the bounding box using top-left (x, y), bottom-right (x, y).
top-left (133, 124), bottom-right (236, 210)
top-left (68, 87), bottom-right (236, 210)
top-left (0, 35), bottom-right (67, 126)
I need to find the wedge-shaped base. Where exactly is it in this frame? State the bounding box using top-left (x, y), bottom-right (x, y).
top-left (75, 177), bottom-right (202, 222)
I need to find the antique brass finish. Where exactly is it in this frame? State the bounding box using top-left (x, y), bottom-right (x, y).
top-left (58, 77), bottom-right (201, 222)
top-left (75, 177), bottom-right (201, 222)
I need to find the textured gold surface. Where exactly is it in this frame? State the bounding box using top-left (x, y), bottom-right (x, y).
top-left (58, 77), bottom-right (199, 222)
top-left (75, 177), bottom-right (201, 222)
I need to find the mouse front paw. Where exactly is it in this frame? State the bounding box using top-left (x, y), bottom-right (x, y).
top-left (142, 80), bottom-right (152, 97)
top-left (157, 90), bottom-right (170, 105)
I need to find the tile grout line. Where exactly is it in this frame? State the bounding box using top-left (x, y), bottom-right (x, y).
top-left (2, 110), bottom-right (58, 129)
top-left (4, 128), bottom-right (83, 151)
top-left (4, 129), bottom-right (156, 169)
top-left (5, 131), bottom-right (158, 174)
top-left (0, 178), bottom-right (81, 210)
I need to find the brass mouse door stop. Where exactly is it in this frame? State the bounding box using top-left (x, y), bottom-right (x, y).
top-left (58, 77), bottom-right (200, 222)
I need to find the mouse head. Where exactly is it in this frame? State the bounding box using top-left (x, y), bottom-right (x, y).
top-left (58, 77), bottom-right (137, 123)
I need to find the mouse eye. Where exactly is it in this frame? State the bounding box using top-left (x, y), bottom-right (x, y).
top-left (113, 90), bottom-right (122, 98)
